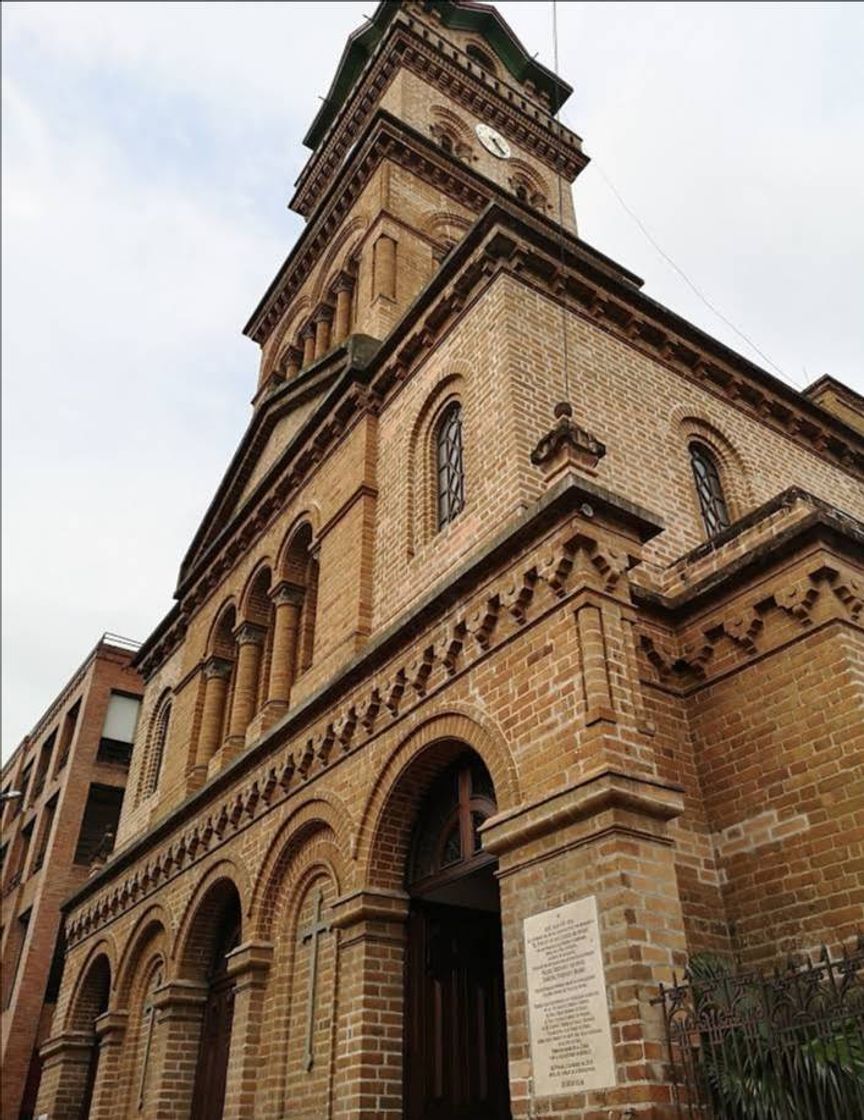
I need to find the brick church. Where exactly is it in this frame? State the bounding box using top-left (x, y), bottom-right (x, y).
top-left (36, 2), bottom-right (864, 1118)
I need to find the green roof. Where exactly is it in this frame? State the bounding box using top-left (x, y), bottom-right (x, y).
top-left (303, 0), bottom-right (572, 151)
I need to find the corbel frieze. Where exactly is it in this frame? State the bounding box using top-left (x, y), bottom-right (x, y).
top-left (65, 521), bottom-right (636, 948)
top-left (637, 560), bottom-right (864, 692)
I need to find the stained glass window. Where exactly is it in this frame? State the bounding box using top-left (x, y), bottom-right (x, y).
top-left (436, 403), bottom-right (465, 530)
top-left (690, 442), bottom-right (731, 538)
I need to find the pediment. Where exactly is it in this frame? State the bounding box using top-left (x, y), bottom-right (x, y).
top-left (176, 360), bottom-right (342, 592)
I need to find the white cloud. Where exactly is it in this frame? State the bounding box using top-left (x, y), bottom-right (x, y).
top-left (3, 1), bottom-right (862, 757)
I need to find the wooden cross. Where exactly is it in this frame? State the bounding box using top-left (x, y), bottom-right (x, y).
top-left (298, 889), bottom-right (330, 1072)
top-left (137, 970), bottom-right (162, 1110)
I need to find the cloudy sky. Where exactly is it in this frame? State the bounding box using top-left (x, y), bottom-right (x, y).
top-left (3, 1), bottom-right (863, 759)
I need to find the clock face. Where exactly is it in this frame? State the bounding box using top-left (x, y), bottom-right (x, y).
top-left (475, 122), bottom-right (511, 160)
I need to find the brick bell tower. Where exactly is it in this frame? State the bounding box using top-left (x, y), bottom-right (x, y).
top-left (38, 3), bottom-right (864, 1120)
top-left (244, 0), bottom-right (588, 400)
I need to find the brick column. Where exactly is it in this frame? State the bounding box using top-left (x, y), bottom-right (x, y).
top-left (332, 275), bottom-right (354, 344)
top-left (301, 322), bottom-right (316, 367)
top-left (194, 656), bottom-right (233, 776)
top-left (372, 234), bottom-right (396, 300)
top-left (36, 1032), bottom-right (96, 1120)
top-left (313, 305), bottom-right (333, 360)
top-left (149, 979), bottom-right (208, 1120)
top-left (484, 772), bottom-right (686, 1120)
top-left (281, 346), bottom-right (302, 380)
top-left (222, 941), bottom-right (274, 1119)
top-left (225, 623), bottom-right (265, 753)
top-left (88, 1009), bottom-right (129, 1120)
top-left (329, 889), bottom-right (409, 1120)
top-left (265, 581), bottom-right (305, 713)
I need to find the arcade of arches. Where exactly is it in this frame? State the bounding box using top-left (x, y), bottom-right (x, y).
top-left (40, 739), bottom-right (528, 1120)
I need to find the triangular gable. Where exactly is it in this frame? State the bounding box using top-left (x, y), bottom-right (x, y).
top-left (176, 363), bottom-right (341, 592)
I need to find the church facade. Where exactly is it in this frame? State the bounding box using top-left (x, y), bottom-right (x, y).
top-left (36, 3), bottom-right (864, 1119)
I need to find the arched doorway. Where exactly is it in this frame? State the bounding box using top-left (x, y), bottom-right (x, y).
top-left (187, 883), bottom-right (241, 1120)
top-left (70, 953), bottom-right (111, 1120)
top-left (404, 753), bottom-right (511, 1120)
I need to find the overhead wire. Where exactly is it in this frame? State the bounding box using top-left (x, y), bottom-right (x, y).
top-left (550, 0), bottom-right (798, 391)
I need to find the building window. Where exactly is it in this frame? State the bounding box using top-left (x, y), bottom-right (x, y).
top-left (409, 756), bottom-right (497, 888)
top-left (140, 696), bottom-right (171, 800)
top-left (466, 44), bottom-right (497, 75)
top-left (98, 691), bottom-right (142, 766)
top-left (73, 784), bottom-right (124, 866)
top-left (436, 402), bottom-right (465, 530)
top-left (54, 699), bottom-right (81, 773)
top-left (689, 441), bottom-right (731, 537)
top-left (32, 796), bottom-right (57, 872)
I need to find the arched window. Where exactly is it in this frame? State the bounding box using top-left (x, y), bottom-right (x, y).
top-left (435, 402), bottom-right (465, 530)
top-left (409, 756), bottom-right (497, 889)
top-left (438, 132), bottom-right (454, 155)
top-left (466, 44), bottom-right (497, 74)
top-left (689, 442), bottom-right (731, 537)
top-left (139, 696), bottom-right (171, 801)
top-left (514, 183), bottom-right (529, 203)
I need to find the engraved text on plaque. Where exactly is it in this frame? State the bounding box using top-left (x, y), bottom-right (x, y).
top-left (523, 895), bottom-right (616, 1096)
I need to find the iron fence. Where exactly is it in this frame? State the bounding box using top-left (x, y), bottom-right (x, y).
top-left (654, 937), bottom-right (864, 1119)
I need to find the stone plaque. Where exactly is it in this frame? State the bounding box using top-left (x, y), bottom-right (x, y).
top-left (523, 894), bottom-right (616, 1096)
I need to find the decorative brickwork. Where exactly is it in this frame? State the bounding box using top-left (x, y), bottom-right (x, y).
top-left (34, 3), bottom-right (864, 1119)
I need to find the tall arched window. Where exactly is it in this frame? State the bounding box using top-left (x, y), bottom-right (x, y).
top-left (689, 441), bottom-right (731, 537)
top-left (139, 695), bottom-right (171, 801)
top-left (436, 402), bottom-right (465, 530)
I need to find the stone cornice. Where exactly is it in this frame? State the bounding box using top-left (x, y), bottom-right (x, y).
top-left (634, 497), bottom-right (863, 693)
top-left (62, 475), bottom-right (658, 932)
top-left (633, 490), bottom-right (864, 620)
top-left (292, 7), bottom-right (585, 220)
top-left (481, 769), bottom-right (685, 861)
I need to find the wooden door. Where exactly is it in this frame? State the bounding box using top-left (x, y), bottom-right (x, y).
top-left (189, 914), bottom-right (239, 1120)
top-left (189, 976), bottom-right (235, 1120)
top-left (405, 900), bottom-right (511, 1120)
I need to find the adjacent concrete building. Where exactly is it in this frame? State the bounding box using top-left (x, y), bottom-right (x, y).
top-left (1, 635), bottom-right (143, 1119)
top-left (32, 3), bottom-right (864, 1119)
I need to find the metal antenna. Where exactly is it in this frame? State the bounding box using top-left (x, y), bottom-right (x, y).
top-left (552, 0), bottom-right (572, 402)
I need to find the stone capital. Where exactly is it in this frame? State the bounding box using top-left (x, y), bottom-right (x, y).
top-left (313, 302), bottom-right (334, 324)
top-left (233, 621), bottom-right (267, 647)
top-left (95, 1008), bottom-right (129, 1042)
top-left (225, 939), bottom-right (274, 986)
top-left (39, 1031), bottom-right (96, 1065)
top-left (153, 979), bottom-right (208, 1018)
top-left (203, 655), bottom-right (233, 681)
top-left (331, 270), bottom-right (356, 295)
top-left (279, 345), bottom-right (303, 373)
top-left (330, 888), bottom-right (410, 933)
top-left (300, 320), bottom-right (316, 339)
top-left (270, 580), bottom-right (306, 608)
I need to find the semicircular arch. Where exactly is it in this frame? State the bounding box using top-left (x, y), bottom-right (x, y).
top-left (250, 795), bottom-right (356, 939)
top-left (172, 857), bottom-right (250, 969)
top-left (114, 904), bottom-right (173, 1006)
top-left (65, 937), bottom-right (117, 1029)
top-left (356, 706), bottom-right (520, 889)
